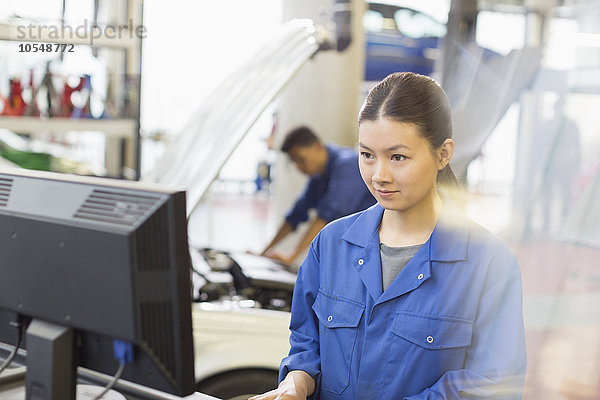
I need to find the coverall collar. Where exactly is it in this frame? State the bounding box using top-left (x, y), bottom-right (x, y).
top-left (340, 196), bottom-right (469, 303)
top-left (340, 196), bottom-right (469, 263)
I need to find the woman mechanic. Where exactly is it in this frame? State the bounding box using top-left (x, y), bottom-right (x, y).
top-left (250, 72), bottom-right (527, 400)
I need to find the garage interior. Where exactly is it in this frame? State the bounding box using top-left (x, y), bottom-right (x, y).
top-left (0, 0), bottom-right (599, 399)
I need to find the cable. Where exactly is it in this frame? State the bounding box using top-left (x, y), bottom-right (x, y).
top-left (0, 317), bottom-right (24, 374)
top-left (91, 362), bottom-right (125, 400)
top-left (0, 335), bottom-right (21, 374)
top-left (91, 339), bottom-right (132, 400)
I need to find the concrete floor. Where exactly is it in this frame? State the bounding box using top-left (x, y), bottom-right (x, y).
top-left (515, 240), bottom-right (600, 399)
top-left (187, 189), bottom-right (278, 253)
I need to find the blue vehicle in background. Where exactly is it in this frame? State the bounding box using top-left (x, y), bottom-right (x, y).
top-left (364, 2), bottom-right (447, 81)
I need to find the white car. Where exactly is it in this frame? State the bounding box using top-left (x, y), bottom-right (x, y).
top-left (190, 248), bottom-right (295, 399)
top-left (193, 302), bottom-right (291, 400)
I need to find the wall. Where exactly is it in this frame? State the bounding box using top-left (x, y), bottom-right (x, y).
top-left (271, 0), bottom-right (366, 258)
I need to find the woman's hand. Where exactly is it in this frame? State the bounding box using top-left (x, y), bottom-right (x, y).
top-left (248, 370), bottom-right (315, 400)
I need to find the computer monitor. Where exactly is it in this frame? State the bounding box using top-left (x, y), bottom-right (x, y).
top-left (0, 168), bottom-right (195, 398)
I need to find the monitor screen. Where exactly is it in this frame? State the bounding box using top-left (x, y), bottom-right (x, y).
top-left (0, 168), bottom-right (195, 397)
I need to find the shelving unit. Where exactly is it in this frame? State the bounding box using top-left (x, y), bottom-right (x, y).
top-left (0, 0), bottom-right (143, 179)
top-left (0, 116), bottom-right (136, 139)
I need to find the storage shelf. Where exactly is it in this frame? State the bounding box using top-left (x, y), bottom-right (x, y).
top-left (0, 116), bottom-right (137, 139)
top-left (0, 0), bottom-right (143, 178)
top-left (0, 23), bottom-right (139, 49)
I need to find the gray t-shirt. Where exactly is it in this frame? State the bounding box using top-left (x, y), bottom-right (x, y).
top-left (380, 243), bottom-right (424, 291)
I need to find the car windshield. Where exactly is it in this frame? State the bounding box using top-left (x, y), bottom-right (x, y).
top-left (363, 6), bottom-right (446, 38)
top-left (363, 10), bottom-right (396, 32)
top-left (394, 8), bottom-right (446, 38)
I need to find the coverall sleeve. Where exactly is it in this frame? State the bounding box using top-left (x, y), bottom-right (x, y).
top-left (279, 234), bottom-right (322, 397)
top-left (285, 178), bottom-right (321, 230)
top-left (315, 158), bottom-right (369, 223)
top-left (405, 253), bottom-right (527, 400)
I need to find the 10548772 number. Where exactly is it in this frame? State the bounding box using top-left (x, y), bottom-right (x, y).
top-left (18, 43), bottom-right (75, 53)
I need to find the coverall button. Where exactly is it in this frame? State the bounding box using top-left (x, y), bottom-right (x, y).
top-left (418, 273), bottom-right (424, 280)
top-left (327, 315), bottom-right (333, 322)
top-left (426, 336), bottom-right (434, 344)
top-left (358, 258), bottom-right (364, 266)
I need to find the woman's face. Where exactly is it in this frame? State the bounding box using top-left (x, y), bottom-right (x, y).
top-left (358, 119), bottom-right (442, 213)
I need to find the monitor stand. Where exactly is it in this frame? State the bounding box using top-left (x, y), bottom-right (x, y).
top-left (25, 319), bottom-right (76, 400)
top-left (1, 320), bottom-right (220, 400)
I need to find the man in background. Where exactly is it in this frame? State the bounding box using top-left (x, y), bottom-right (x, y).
top-left (259, 126), bottom-right (376, 266)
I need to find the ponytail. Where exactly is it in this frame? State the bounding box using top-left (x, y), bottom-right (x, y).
top-left (437, 164), bottom-right (466, 208)
top-left (437, 164), bottom-right (459, 189)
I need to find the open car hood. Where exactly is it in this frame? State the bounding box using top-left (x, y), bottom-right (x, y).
top-left (142, 19), bottom-right (328, 217)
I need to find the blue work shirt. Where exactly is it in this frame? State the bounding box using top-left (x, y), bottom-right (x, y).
top-left (285, 144), bottom-right (376, 229)
top-left (280, 200), bottom-right (527, 399)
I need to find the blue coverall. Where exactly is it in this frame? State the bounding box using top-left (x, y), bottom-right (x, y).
top-left (285, 144), bottom-right (376, 229)
top-left (280, 200), bottom-right (527, 399)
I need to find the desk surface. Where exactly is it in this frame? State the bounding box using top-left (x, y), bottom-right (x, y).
top-left (0, 381), bottom-right (132, 400)
top-left (0, 366), bottom-right (220, 400)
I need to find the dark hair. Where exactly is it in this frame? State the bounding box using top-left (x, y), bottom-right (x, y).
top-left (280, 126), bottom-right (320, 154)
top-left (358, 72), bottom-right (459, 189)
